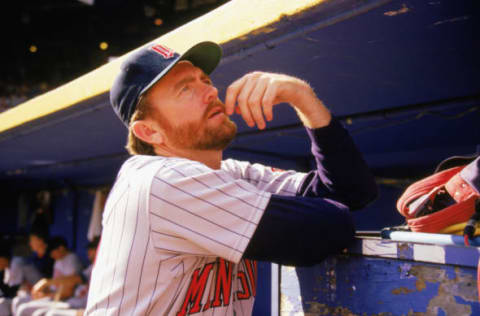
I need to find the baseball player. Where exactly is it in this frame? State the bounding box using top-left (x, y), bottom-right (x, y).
top-left (85, 41), bottom-right (377, 315)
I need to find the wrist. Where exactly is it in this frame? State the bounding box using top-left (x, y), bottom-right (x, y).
top-left (294, 89), bottom-right (331, 128)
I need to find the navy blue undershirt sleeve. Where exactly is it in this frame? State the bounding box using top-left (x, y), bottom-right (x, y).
top-left (299, 118), bottom-right (378, 209)
top-left (243, 118), bottom-right (377, 266)
top-left (0, 282), bottom-right (19, 298)
top-left (244, 194), bottom-right (354, 266)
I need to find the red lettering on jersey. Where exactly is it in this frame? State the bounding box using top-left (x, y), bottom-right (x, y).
top-left (236, 271), bottom-right (251, 300)
top-left (202, 287), bottom-right (212, 312)
top-left (151, 44), bottom-right (175, 59)
top-left (212, 259), bottom-right (233, 307)
top-left (177, 263), bottom-right (214, 316)
top-left (244, 260), bottom-right (257, 297)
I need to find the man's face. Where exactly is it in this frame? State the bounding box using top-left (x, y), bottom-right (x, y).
top-left (50, 247), bottom-right (63, 260)
top-left (145, 61), bottom-right (237, 151)
top-left (29, 235), bottom-right (46, 257)
top-left (87, 248), bottom-right (96, 263)
top-left (0, 257), bottom-right (8, 270)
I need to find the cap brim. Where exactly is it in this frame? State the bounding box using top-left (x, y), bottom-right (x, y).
top-left (140, 41), bottom-right (222, 95)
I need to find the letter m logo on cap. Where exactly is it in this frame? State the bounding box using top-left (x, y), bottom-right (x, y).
top-left (151, 44), bottom-right (174, 59)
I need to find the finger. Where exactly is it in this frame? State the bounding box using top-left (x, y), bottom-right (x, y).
top-left (248, 77), bottom-right (269, 129)
top-left (236, 76), bottom-right (257, 127)
top-left (262, 83), bottom-right (277, 122)
top-left (225, 77), bottom-right (246, 116)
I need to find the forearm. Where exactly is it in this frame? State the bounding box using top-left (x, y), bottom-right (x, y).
top-left (243, 194), bottom-right (355, 266)
top-left (298, 118), bottom-right (378, 210)
top-left (288, 80), bottom-right (331, 129)
top-left (50, 274), bottom-right (82, 287)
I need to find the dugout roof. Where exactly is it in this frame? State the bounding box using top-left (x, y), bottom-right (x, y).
top-left (0, 0), bottom-right (478, 189)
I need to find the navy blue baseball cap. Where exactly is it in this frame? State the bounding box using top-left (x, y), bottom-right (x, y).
top-left (110, 41), bottom-right (222, 127)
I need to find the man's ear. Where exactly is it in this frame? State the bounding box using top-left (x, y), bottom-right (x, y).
top-left (131, 120), bottom-right (164, 145)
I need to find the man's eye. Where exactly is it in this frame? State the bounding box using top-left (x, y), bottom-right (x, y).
top-left (180, 86), bottom-right (190, 93)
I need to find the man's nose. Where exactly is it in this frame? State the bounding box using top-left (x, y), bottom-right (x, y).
top-left (202, 83), bottom-right (218, 104)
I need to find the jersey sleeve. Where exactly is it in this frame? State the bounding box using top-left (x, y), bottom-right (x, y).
top-left (148, 159), bottom-right (271, 264)
top-left (57, 254), bottom-right (83, 277)
top-left (222, 119), bottom-right (377, 210)
top-left (460, 156), bottom-right (480, 194)
top-left (221, 159), bottom-right (307, 196)
top-left (5, 257), bottom-right (24, 286)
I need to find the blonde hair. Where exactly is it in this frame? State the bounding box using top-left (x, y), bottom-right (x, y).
top-left (125, 96), bottom-right (156, 156)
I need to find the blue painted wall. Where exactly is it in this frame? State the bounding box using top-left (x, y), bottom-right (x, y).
top-left (49, 189), bottom-right (95, 265)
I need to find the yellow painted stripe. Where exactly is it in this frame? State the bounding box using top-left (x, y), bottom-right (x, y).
top-left (439, 222), bottom-right (480, 236)
top-left (0, 0), bottom-right (324, 133)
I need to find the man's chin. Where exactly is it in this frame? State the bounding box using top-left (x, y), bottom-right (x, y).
top-left (203, 120), bottom-right (237, 150)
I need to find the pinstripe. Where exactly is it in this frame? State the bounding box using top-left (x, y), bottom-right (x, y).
top-left (238, 261), bottom-right (249, 316)
top-left (242, 176), bottom-right (297, 194)
top-left (117, 187), bottom-right (142, 315)
top-left (153, 176), bottom-right (257, 225)
top-left (93, 195), bottom-right (118, 313)
top-left (150, 192), bottom-right (251, 239)
top-left (153, 246), bottom-right (206, 256)
top-left (145, 259), bottom-right (162, 315)
top-left (87, 155), bottom-right (292, 315)
top-left (150, 211), bottom-right (243, 253)
top-left (223, 159), bottom-right (302, 193)
top-left (105, 185), bottom-right (130, 316)
top-left (171, 259), bottom-right (185, 272)
top-left (151, 229), bottom-right (186, 240)
top-left (233, 180), bottom-right (269, 198)
top-left (209, 170), bottom-right (267, 198)
top-left (155, 258), bottom-right (189, 315)
top-left (171, 167), bottom-right (264, 210)
top-left (165, 258), bottom-right (193, 314)
top-left (102, 180), bottom-right (128, 225)
top-left (132, 236), bottom-right (150, 315)
top-left (97, 200), bottom-right (117, 312)
top-left (159, 253), bottom-right (181, 263)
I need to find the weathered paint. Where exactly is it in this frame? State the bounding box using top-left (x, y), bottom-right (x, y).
top-left (281, 238), bottom-right (480, 315)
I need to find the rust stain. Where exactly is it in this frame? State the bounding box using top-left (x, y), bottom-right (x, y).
top-left (397, 243), bottom-right (411, 260)
top-left (392, 287), bottom-right (415, 295)
top-left (384, 3), bottom-right (410, 17)
top-left (298, 262), bottom-right (477, 315)
top-left (306, 302), bottom-right (359, 315)
top-left (415, 278), bottom-right (427, 291)
top-left (406, 312), bottom-right (425, 316)
top-left (306, 302), bottom-right (417, 315)
top-left (406, 266), bottom-right (477, 315)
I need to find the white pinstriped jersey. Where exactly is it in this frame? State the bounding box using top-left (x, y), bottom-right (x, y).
top-left (85, 155), bottom-right (307, 316)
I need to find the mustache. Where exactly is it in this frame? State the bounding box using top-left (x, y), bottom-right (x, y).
top-left (203, 99), bottom-right (226, 118)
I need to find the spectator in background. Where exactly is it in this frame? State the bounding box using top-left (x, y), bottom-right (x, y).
top-left (27, 233), bottom-right (53, 280)
top-left (0, 240), bottom-right (42, 316)
top-left (21, 237), bottom-right (100, 316)
top-left (11, 231), bottom-right (55, 315)
top-left (15, 237), bottom-right (83, 316)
